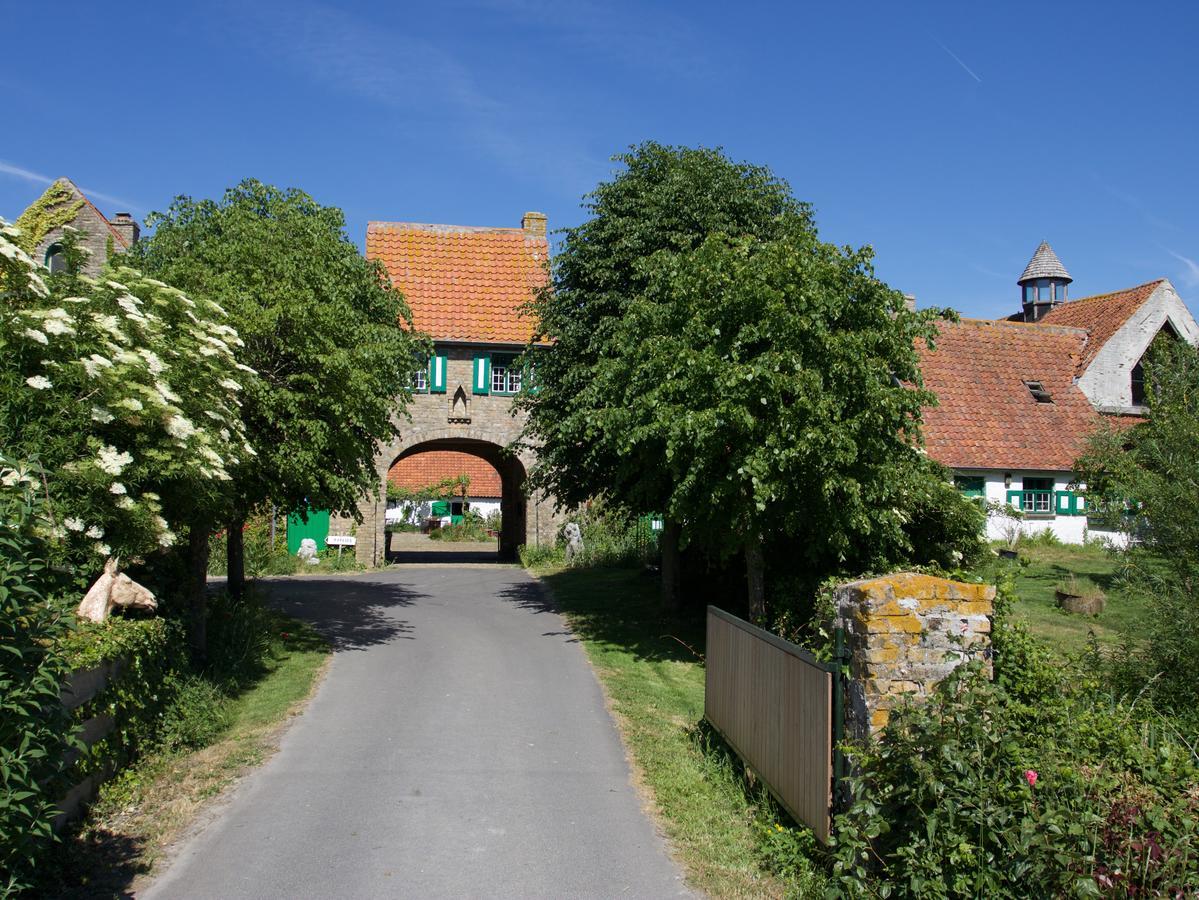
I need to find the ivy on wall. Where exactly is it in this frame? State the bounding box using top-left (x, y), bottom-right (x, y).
top-left (12, 181), bottom-right (83, 255)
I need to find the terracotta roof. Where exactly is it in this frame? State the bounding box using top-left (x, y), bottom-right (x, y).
top-left (387, 450), bottom-right (501, 497)
top-left (1037, 280), bottom-right (1164, 372)
top-left (366, 221), bottom-right (548, 344)
top-left (918, 319), bottom-right (1102, 471)
top-left (1018, 241), bottom-right (1071, 284)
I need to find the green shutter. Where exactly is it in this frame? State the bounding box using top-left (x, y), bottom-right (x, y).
top-left (1055, 491), bottom-right (1072, 516)
top-left (1006, 490), bottom-right (1023, 510)
top-left (429, 355), bottom-right (447, 394)
top-left (473, 354), bottom-right (490, 395)
top-left (1072, 493), bottom-right (1084, 515)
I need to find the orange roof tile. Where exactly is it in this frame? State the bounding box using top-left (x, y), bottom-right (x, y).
top-left (918, 319), bottom-right (1102, 471)
top-left (367, 221), bottom-right (548, 344)
top-left (387, 450), bottom-right (502, 497)
top-left (1036, 280), bottom-right (1164, 372)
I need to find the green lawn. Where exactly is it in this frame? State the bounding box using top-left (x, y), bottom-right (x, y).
top-left (533, 565), bottom-right (827, 899)
top-left (971, 541), bottom-right (1150, 655)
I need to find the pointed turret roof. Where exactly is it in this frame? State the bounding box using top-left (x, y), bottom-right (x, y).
top-left (1018, 241), bottom-right (1072, 285)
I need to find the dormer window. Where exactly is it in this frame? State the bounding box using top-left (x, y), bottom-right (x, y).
top-left (1023, 380), bottom-right (1053, 403)
top-left (44, 243), bottom-right (66, 273)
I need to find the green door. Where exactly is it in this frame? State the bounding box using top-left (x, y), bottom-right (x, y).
top-left (287, 509), bottom-right (330, 554)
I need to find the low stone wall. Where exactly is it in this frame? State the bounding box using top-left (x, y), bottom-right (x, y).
top-left (835, 573), bottom-right (994, 739)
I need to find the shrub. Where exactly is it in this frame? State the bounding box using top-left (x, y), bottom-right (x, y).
top-left (564, 501), bottom-right (655, 568)
top-left (519, 542), bottom-right (564, 568)
top-left (0, 458), bottom-right (75, 895)
top-left (829, 576), bottom-right (1199, 897)
top-left (154, 675), bottom-right (230, 752)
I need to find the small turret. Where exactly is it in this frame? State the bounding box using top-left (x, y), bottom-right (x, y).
top-left (1018, 241), bottom-right (1072, 322)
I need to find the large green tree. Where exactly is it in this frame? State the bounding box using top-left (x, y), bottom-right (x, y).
top-left (522, 144), bottom-right (979, 615)
top-left (132, 181), bottom-right (428, 600)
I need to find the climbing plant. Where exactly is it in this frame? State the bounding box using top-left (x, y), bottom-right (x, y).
top-left (12, 181), bottom-right (82, 256)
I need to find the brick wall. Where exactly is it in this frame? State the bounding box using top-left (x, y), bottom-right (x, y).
top-left (835, 573), bottom-right (994, 738)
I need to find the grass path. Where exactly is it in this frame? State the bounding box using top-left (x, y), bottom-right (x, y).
top-left (533, 565), bottom-right (827, 899)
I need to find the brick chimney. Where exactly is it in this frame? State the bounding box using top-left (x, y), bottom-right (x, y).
top-left (521, 211), bottom-right (547, 239)
top-left (110, 212), bottom-right (140, 247)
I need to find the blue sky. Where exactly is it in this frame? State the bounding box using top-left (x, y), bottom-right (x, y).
top-left (3, 1), bottom-right (1197, 319)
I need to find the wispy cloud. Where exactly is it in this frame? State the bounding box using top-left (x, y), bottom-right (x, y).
top-left (0, 158), bottom-right (141, 212)
top-left (1090, 174), bottom-right (1178, 232)
top-left (933, 38), bottom-right (981, 83)
top-left (1166, 249), bottom-right (1199, 288)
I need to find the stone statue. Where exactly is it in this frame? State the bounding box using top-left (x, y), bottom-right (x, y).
top-left (563, 522), bottom-right (584, 563)
top-left (297, 538), bottom-right (320, 563)
top-left (77, 559), bottom-right (158, 623)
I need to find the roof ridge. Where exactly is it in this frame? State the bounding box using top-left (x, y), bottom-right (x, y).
top-left (55, 177), bottom-right (129, 249)
top-left (1064, 279), bottom-right (1165, 306)
top-left (957, 317), bottom-right (1090, 337)
top-left (368, 221), bottom-right (532, 235)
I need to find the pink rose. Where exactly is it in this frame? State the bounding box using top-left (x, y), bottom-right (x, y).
top-left (1024, 769), bottom-right (1038, 788)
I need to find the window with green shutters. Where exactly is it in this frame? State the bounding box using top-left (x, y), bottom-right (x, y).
top-left (1021, 477), bottom-right (1054, 515)
top-left (428, 354), bottom-right (447, 394)
top-left (490, 353), bottom-right (521, 394)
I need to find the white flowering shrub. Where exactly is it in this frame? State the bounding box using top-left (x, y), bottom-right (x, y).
top-left (0, 221), bottom-right (251, 575)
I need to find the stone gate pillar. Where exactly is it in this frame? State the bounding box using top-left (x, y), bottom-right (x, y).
top-left (834, 573), bottom-right (995, 739)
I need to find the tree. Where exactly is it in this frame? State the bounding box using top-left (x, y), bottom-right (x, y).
top-left (521, 144), bottom-right (980, 617)
top-left (131, 181), bottom-right (429, 600)
top-left (0, 221), bottom-right (248, 644)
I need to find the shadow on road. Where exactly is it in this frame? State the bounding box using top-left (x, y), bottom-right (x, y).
top-left (387, 548), bottom-right (500, 564)
top-left (262, 577), bottom-right (425, 652)
top-left (497, 580), bottom-right (558, 615)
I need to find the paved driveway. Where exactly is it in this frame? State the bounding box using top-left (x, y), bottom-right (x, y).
top-left (142, 565), bottom-right (693, 899)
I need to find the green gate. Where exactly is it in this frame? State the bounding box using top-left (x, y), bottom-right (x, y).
top-left (287, 509), bottom-right (330, 554)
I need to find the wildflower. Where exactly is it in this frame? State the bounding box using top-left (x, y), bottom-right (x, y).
top-left (23, 328), bottom-right (48, 344)
top-left (137, 348), bottom-right (166, 374)
top-left (64, 517), bottom-right (84, 532)
top-left (1024, 770), bottom-right (1038, 788)
top-left (93, 542), bottom-right (111, 556)
top-left (117, 496), bottom-right (135, 510)
top-left (118, 398), bottom-right (145, 412)
top-left (219, 378), bottom-right (241, 392)
top-left (166, 415), bottom-right (196, 441)
top-left (86, 525), bottom-right (104, 539)
top-left (43, 317), bottom-right (74, 336)
top-left (91, 407), bottom-right (114, 423)
top-left (25, 375), bottom-right (52, 390)
top-left (110, 482), bottom-right (127, 495)
top-left (158, 530), bottom-right (176, 548)
top-left (96, 445), bottom-right (133, 476)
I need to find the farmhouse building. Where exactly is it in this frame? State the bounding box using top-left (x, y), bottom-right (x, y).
top-left (918, 242), bottom-right (1199, 544)
top-left (16, 177), bottom-right (138, 277)
top-left (333, 212), bottom-right (562, 565)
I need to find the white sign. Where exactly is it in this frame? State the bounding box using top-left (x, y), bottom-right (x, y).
top-left (326, 535), bottom-right (356, 547)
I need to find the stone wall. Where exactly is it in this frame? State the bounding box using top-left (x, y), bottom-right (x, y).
top-left (330, 343), bottom-right (564, 565)
top-left (835, 573), bottom-right (994, 739)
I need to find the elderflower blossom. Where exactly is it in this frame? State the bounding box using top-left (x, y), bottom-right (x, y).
top-left (25, 375), bottom-right (52, 390)
top-left (82, 354), bottom-right (113, 378)
top-left (64, 517), bottom-right (85, 532)
top-left (137, 348), bottom-right (166, 374)
top-left (110, 482), bottom-right (127, 495)
top-left (117, 495), bottom-right (135, 510)
top-left (86, 524), bottom-right (104, 539)
top-left (43, 317), bottom-right (73, 336)
top-left (118, 398), bottom-right (144, 412)
top-left (219, 378), bottom-right (241, 392)
top-left (158, 530), bottom-right (177, 548)
top-left (93, 542), bottom-right (111, 556)
top-left (23, 328), bottom-right (48, 345)
top-left (155, 382), bottom-right (181, 404)
top-left (91, 407), bottom-right (114, 423)
top-left (166, 415), bottom-right (196, 441)
top-left (96, 445), bottom-right (133, 476)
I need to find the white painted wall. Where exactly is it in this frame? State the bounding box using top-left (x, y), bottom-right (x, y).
top-left (1077, 281), bottom-right (1199, 412)
top-left (385, 497), bottom-right (501, 526)
top-left (956, 469), bottom-right (1093, 544)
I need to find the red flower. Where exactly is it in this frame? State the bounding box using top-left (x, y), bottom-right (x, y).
top-left (281, 632), bottom-right (290, 639)
top-left (1024, 769), bottom-right (1038, 788)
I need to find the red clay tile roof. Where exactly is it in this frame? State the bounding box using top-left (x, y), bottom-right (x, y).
top-left (1035, 280), bottom-right (1164, 372)
top-left (918, 319), bottom-right (1102, 471)
top-left (367, 222), bottom-right (548, 344)
top-left (387, 450), bottom-right (501, 497)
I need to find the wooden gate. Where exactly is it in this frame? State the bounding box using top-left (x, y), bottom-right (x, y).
top-left (704, 606), bottom-right (838, 843)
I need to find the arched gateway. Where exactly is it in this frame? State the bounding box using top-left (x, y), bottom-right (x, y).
top-left (335, 212), bottom-right (562, 565)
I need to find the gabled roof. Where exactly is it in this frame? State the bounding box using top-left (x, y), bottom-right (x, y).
top-left (366, 221), bottom-right (548, 344)
top-left (45, 177), bottom-right (130, 249)
top-left (917, 319), bottom-right (1101, 471)
top-left (387, 450), bottom-right (501, 497)
top-left (1018, 241), bottom-right (1071, 284)
top-left (1038, 280), bottom-right (1165, 372)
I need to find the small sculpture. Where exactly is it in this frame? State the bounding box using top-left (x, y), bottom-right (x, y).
top-left (297, 538), bottom-right (320, 563)
top-left (77, 559), bottom-right (158, 623)
top-left (563, 522), bottom-right (584, 564)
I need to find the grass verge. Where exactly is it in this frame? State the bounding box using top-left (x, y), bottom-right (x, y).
top-left (971, 541), bottom-right (1150, 654)
top-left (531, 564), bottom-right (827, 898)
top-left (41, 614), bottom-right (330, 898)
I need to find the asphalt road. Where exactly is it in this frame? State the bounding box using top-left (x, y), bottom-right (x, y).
top-left (142, 565), bottom-right (693, 899)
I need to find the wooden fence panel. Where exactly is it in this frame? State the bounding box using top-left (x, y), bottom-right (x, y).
top-left (705, 606), bottom-right (834, 843)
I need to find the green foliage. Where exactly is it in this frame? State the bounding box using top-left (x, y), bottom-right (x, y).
top-left (829, 576), bottom-right (1199, 898)
top-left (0, 457), bottom-right (76, 895)
top-left (386, 474), bottom-right (470, 503)
top-left (428, 513), bottom-right (491, 542)
top-left (565, 501), bottom-right (657, 568)
top-left (1077, 338), bottom-right (1199, 717)
top-left (131, 180), bottom-right (431, 530)
top-left (11, 181), bottom-right (82, 255)
top-left (521, 143), bottom-right (981, 616)
top-left (150, 675), bottom-right (230, 753)
top-left (518, 542), bottom-right (564, 568)
top-left (0, 219), bottom-right (248, 583)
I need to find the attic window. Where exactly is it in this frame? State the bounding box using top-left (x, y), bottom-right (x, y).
top-left (1023, 380), bottom-right (1053, 403)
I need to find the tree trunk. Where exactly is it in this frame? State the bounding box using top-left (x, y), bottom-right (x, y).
top-left (187, 523), bottom-right (211, 662)
top-left (744, 534), bottom-right (766, 623)
top-left (660, 519), bottom-right (682, 613)
top-left (227, 514), bottom-right (246, 601)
